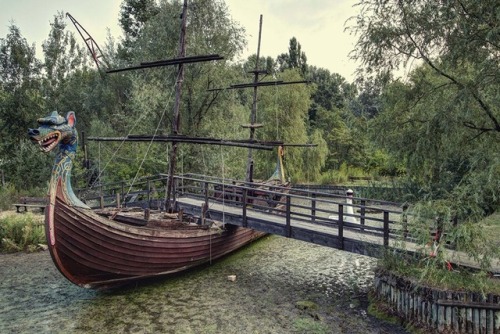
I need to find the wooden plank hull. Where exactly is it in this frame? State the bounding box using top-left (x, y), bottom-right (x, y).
top-left (45, 185), bottom-right (264, 289)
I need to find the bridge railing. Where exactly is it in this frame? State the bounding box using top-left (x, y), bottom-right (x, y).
top-left (76, 173), bottom-right (419, 248)
top-left (173, 174), bottom-right (408, 248)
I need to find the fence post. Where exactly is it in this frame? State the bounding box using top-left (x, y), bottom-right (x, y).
top-left (204, 181), bottom-right (209, 208)
top-left (360, 199), bottom-right (366, 232)
top-left (402, 203), bottom-right (409, 239)
top-left (286, 195), bottom-right (291, 237)
top-left (242, 187), bottom-right (248, 227)
top-left (384, 211), bottom-right (389, 247)
top-left (147, 180), bottom-right (151, 206)
top-left (311, 193), bottom-right (316, 224)
top-left (121, 181), bottom-right (124, 206)
top-left (339, 204), bottom-right (344, 250)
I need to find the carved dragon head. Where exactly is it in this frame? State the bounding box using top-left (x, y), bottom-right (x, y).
top-left (28, 111), bottom-right (78, 154)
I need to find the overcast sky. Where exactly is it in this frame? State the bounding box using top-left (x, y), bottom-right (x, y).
top-left (0, 0), bottom-right (362, 82)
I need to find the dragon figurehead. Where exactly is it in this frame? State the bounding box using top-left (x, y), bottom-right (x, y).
top-left (28, 111), bottom-right (89, 209)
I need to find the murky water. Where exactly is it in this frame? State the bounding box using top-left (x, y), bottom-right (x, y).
top-left (0, 236), bottom-right (408, 334)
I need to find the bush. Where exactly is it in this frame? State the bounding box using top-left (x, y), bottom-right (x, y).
top-left (0, 183), bottom-right (18, 210)
top-left (0, 212), bottom-right (45, 252)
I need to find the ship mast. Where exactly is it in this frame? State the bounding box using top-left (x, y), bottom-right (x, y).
top-left (165, 0), bottom-right (188, 212)
top-left (245, 15), bottom-right (263, 183)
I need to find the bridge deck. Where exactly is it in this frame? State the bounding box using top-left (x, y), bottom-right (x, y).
top-left (177, 196), bottom-right (497, 272)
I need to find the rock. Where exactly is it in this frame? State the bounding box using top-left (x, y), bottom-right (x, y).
top-left (227, 275), bottom-right (237, 282)
top-left (37, 244), bottom-right (48, 251)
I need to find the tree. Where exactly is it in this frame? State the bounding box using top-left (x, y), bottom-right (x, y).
top-left (351, 0), bottom-right (499, 135)
top-left (0, 24), bottom-right (44, 184)
top-left (307, 66), bottom-right (356, 120)
top-left (42, 12), bottom-right (88, 110)
top-left (277, 37), bottom-right (308, 76)
top-left (118, 0), bottom-right (160, 61)
top-left (98, 0), bottom-right (249, 181)
top-left (253, 69), bottom-right (313, 181)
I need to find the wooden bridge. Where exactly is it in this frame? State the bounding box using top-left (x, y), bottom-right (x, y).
top-left (77, 173), bottom-right (496, 272)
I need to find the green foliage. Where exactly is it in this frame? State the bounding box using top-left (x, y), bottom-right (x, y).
top-left (0, 183), bottom-right (18, 210)
top-left (277, 37), bottom-right (308, 76)
top-left (378, 253), bottom-right (500, 295)
top-left (7, 140), bottom-right (52, 190)
top-left (351, 0), bottom-right (500, 266)
top-left (0, 24), bottom-right (44, 163)
top-left (0, 212), bottom-right (45, 253)
top-left (253, 69), bottom-right (311, 181)
top-left (307, 66), bottom-right (356, 113)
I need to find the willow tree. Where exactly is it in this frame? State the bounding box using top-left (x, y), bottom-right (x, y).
top-left (352, 0), bottom-right (499, 267)
top-left (253, 69), bottom-right (313, 181)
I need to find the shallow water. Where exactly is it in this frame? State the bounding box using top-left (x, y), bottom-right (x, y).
top-left (0, 236), bottom-right (408, 334)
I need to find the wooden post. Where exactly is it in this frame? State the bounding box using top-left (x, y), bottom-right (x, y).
top-left (311, 193), bottom-right (316, 224)
top-left (245, 15), bottom-right (263, 183)
top-left (285, 195), bottom-right (291, 237)
top-left (121, 181), bottom-right (124, 206)
top-left (360, 199), bottom-right (366, 231)
top-left (144, 208), bottom-right (150, 221)
top-left (204, 181), bottom-right (209, 209)
top-left (165, 0), bottom-right (188, 212)
top-left (242, 187), bottom-right (248, 227)
top-left (403, 203), bottom-right (409, 239)
top-left (338, 204), bottom-right (344, 250)
top-left (383, 211), bottom-right (389, 247)
top-left (116, 193), bottom-right (121, 208)
top-left (147, 180), bottom-right (151, 206)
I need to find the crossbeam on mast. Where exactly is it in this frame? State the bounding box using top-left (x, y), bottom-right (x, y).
top-left (106, 54), bottom-right (224, 74)
top-left (87, 135), bottom-right (317, 149)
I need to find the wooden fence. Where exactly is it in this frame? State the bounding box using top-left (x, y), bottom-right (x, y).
top-left (374, 270), bottom-right (500, 333)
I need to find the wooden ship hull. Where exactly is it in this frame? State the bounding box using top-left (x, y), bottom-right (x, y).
top-left (45, 180), bottom-right (264, 289)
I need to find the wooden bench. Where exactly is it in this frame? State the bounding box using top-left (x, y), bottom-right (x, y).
top-left (13, 197), bottom-right (48, 213)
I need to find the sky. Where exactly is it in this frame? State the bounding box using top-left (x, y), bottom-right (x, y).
top-left (0, 0), bottom-right (362, 82)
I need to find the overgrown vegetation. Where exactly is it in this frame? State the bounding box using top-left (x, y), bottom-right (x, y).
top-left (0, 0), bottom-right (498, 284)
top-left (0, 212), bottom-right (45, 253)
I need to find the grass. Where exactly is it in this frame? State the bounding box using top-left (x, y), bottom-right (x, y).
top-left (0, 211), bottom-right (45, 253)
top-left (378, 250), bottom-right (500, 295)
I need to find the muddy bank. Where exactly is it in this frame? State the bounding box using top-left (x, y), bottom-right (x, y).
top-left (0, 236), bottom-right (408, 333)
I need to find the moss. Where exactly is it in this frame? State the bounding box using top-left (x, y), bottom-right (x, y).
top-left (367, 293), bottom-right (429, 334)
top-left (295, 300), bottom-right (318, 311)
top-left (292, 317), bottom-right (329, 334)
top-left (366, 293), bottom-right (400, 326)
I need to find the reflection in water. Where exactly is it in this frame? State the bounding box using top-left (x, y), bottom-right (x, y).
top-left (0, 236), bottom-right (408, 333)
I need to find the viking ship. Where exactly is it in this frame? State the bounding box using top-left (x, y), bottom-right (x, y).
top-left (28, 2), bottom-right (309, 290)
top-left (28, 111), bottom-right (267, 289)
